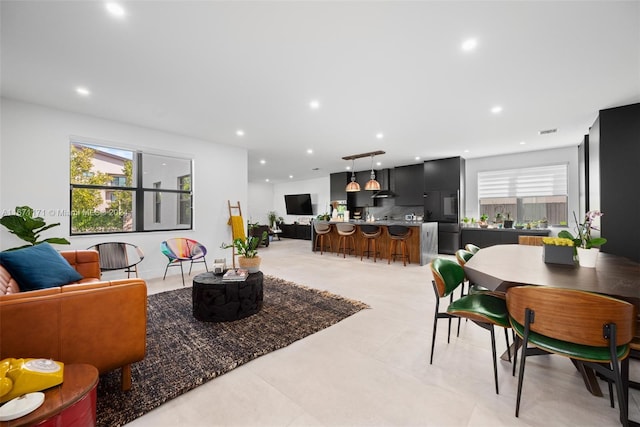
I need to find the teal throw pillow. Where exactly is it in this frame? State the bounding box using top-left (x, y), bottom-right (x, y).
top-left (0, 243), bottom-right (83, 292)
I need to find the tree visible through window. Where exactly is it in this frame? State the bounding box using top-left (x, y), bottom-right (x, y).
top-left (69, 141), bottom-right (193, 234)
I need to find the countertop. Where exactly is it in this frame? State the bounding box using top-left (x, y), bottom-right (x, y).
top-left (462, 226), bottom-right (551, 233)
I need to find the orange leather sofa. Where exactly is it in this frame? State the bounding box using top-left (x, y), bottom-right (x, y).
top-left (0, 250), bottom-right (147, 390)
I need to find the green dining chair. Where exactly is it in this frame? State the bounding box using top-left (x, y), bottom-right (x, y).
top-left (430, 258), bottom-right (511, 394)
top-left (506, 286), bottom-right (636, 425)
top-left (465, 243), bottom-right (481, 254)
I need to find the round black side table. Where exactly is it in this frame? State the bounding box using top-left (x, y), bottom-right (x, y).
top-left (192, 271), bottom-right (264, 322)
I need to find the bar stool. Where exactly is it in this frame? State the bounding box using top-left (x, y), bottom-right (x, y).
top-left (388, 225), bottom-right (412, 266)
top-left (313, 222), bottom-right (332, 254)
top-left (335, 223), bottom-right (357, 258)
top-left (360, 224), bottom-right (382, 262)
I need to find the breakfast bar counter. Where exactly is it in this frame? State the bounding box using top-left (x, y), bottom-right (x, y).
top-left (311, 220), bottom-right (437, 265)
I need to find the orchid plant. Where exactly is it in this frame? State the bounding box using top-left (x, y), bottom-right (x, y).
top-left (558, 210), bottom-right (607, 249)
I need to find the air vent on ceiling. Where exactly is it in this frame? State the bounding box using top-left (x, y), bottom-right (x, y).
top-left (538, 128), bottom-right (558, 135)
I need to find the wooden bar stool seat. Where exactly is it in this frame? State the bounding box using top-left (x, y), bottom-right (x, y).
top-left (313, 222), bottom-right (333, 254)
top-left (336, 223), bottom-right (357, 258)
top-left (388, 225), bottom-right (412, 266)
top-left (360, 224), bottom-right (382, 262)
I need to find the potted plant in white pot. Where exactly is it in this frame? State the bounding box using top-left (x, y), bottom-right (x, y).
top-left (558, 211), bottom-right (606, 268)
top-left (221, 231), bottom-right (268, 273)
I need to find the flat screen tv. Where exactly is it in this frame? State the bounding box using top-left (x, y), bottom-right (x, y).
top-left (284, 193), bottom-right (313, 215)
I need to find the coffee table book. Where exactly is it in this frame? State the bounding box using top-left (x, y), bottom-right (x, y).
top-left (222, 269), bottom-right (249, 282)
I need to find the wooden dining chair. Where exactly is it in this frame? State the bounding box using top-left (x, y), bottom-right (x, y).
top-left (430, 258), bottom-right (511, 394)
top-left (506, 286), bottom-right (636, 425)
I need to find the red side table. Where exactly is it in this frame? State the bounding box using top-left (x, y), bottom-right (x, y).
top-left (0, 364), bottom-right (98, 427)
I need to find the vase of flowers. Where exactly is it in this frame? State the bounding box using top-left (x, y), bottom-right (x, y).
top-left (558, 210), bottom-right (607, 268)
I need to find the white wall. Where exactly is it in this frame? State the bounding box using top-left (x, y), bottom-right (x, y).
top-left (0, 98), bottom-right (247, 282)
top-left (247, 182), bottom-right (275, 225)
top-left (272, 176), bottom-right (330, 223)
top-left (465, 146), bottom-right (580, 229)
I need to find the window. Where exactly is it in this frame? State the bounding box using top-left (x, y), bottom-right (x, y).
top-left (478, 164), bottom-right (568, 226)
top-left (177, 175), bottom-right (191, 225)
top-left (70, 141), bottom-right (193, 234)
top-left (153, 182), bottom-right (161, 224)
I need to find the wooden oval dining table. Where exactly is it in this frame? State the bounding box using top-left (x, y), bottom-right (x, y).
top-left (463, 244), bottom-right (640, 397)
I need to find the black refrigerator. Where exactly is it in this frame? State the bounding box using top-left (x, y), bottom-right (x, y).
top-left (424, 189), bottom-right (460, 255)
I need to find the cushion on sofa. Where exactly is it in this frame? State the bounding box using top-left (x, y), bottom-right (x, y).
top-left (0, 243), bottom-right (83, 292)
top-left (0, 265), bottom-right (20, 295)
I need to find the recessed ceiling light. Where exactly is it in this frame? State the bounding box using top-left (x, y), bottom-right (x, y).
top-left (376, 161), bottom-right (382, 166)
top-left (519, 141), bottom-right (526, 145)
top-left (461, 38), bottom-right (478, 51)
top-left (464, 150), bottom-right (470, 153)
top-left (346, 166), bottom-right (351, 171)
top-left (415, 156), bottom-right (421, 161)
top-left (105, 2), bottom-right (125, 17)
top-left (236, 129), bottom-right (244, 137)
top-left (307, 149), bottom-right (313, 154)
top-left (491, 105), bottom-right (503, 114)
top-left (260, 159), bottom-right (266, 164)
top-left (376, 132), bottom-right (384, 139)
top-left (309, 100), bottom-right (320, 110)
top-left (289, 175), bottom-right (293, 179)
top-left (265, 178), bottom-right (270, 182)
top-left (76, 87), bottom-right (91, 96)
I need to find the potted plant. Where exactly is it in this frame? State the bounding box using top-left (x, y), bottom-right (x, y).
top-left (462, 217), bottom-right (470, 227)
top-left (538, 217), bottom-right (548, 229)
top-left (0, 205), bottom-right (70, 251)
top-left (503, 212), bottom-right (514, 229)
top-left (267, 211), bottom-right (278, 229)
top-left (479, 214), bottom-right (489, 228)
top-left (558, 211), bottom-right (607, 268)
top-left (221, 230), bottom-right (268, 273)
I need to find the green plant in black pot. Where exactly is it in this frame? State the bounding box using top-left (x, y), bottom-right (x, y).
top-left (0, 205), bottom-right (70, 251)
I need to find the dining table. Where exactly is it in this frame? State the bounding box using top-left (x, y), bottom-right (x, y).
top-left (463, 244), bottom-right (640, 397)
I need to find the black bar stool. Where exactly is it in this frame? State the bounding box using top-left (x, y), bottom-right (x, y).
top-left (360, 224), bottom-right (381, 262)
top-left (388, 225), bottom-right (412, 266)
top-left (336, 223), bottom-right (357, 258)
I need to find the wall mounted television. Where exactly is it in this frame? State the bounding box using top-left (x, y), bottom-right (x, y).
top-left (284, 193), bottom-right (314, 215)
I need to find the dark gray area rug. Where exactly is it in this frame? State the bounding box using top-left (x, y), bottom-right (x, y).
top-left (96, 275), bottom-right (369, 427)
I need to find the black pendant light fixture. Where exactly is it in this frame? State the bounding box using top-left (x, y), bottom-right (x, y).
top-left (364, 154), bottom-right (381, 191)
top-left (345, 158), bottom-right (361, 192)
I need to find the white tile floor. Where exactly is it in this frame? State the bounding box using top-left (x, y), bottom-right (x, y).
top-left (130, 239), bottom-right (639, 426)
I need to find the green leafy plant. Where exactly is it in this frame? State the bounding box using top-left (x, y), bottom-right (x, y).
top-left (221, 231), bottom-right (268, 258)
top-left (0, 206), bottom-right (70, 251)
top-left (267, 211), bottom-right (278, 228)
top-left (480, 214), bottom-right (489, 222)
top-left (558, 211), bottom-right (607, 249)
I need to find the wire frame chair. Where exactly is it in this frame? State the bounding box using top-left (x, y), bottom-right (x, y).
top-left (88, 242), bottom-right (144, 278)
top-left (161, 238), bottom-right (208, 286)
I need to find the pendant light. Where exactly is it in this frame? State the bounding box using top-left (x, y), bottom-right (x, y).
top-left (345, 159), bottom-right (361, 192)
top-left (364, 154), bottom-right (381, 191)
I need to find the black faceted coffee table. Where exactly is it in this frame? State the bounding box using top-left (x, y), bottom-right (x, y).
top-left (192, 271), bottom-right (264, 322)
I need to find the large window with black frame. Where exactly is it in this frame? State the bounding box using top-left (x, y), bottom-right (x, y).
top-left (69, 141), bottom-right (193, 234)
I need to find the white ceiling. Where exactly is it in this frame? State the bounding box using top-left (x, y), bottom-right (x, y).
top-left (2, 1), bottom-right (639, 184)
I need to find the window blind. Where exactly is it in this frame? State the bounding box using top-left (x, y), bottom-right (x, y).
top-left (478, 164), bottom-right (568, 198)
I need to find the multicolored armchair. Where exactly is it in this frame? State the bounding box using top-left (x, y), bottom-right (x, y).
top-left (160, 238), bottom-right (208, 286)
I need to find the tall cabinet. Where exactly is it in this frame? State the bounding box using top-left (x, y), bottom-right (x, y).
top-left (588, 103), bottom-right (639, 262)
top-left (423, 156), bottom-right (465, 254)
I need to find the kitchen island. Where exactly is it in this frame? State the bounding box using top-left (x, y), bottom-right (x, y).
top-left (311, 220), bottom-right (437, 266)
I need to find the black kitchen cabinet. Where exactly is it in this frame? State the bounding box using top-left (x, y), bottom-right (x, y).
top-left (461, 228), bottom-right (550, 248)
top-left (424, 156), bottom-right (464, 191)
top-left (394, 164), bottom-right (424, 206)
top-left (330, 172), bottom-right (349, 201)
top-left (589, 103), bottom-right (640, 262)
